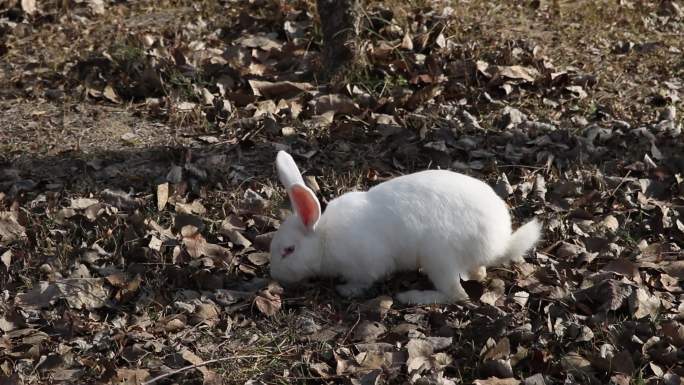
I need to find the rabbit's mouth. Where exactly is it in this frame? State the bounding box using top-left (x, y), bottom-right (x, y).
top-left (270, 262), bottom-right (319, 285)
top-left (269, 266), bottom-right (300, 284)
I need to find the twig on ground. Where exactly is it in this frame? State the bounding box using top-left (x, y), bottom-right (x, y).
top-left (141, 354), bottom-right (271, 385)
top-left (340, 310), bottom-right (361, 345)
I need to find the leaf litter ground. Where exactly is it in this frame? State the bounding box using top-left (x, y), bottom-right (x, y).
top-left (1, 0), bottom-right (684, 384)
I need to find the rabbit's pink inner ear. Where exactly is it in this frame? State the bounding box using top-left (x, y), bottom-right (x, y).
top-left (289, 184), bottom-right (320, 230)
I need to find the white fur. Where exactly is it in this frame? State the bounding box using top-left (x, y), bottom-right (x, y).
top-left (269, 151), bottom-right (542, 305)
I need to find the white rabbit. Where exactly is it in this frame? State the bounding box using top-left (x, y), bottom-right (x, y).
top-left (269, 150), bottom-right (541, 304)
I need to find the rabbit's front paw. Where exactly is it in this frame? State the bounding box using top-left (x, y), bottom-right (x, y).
top-left (336, 282), bottom-right (369, 298)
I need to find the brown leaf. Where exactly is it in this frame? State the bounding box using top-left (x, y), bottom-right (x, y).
top-left (611, 350), bottom-right (635, 375)
top-left (248, 80), bottom-right (313, 99)
top-left (560, 352), bottom-right (593, 374)
top-left (182, 226), bottom-right (232, 261)
top-left (491, 65), bottom-right (539, 83)
top-left (190, 303), bottom-right (220, 326)
top-left (103, 85), bottom-right (121, 104)
top-left (662, 321), bottom-right (684, 347)
top-left (401, 33), bottom-right (414, 50)
top-left (663, 260), bottom-right (684, 279)
top-left (554, 241), bottom-right (584, 259)
top-left (254, 282), bottom-right (283, 316)
top-left (309, 111), bottom-right (336, 127)
top-left (88, 0), bottom-right (105, 15)
top-left (220, 218), bottom-right (252, 248)
top-left (57, 278), bottom-right (109, 310)
top-left (157, 183), bottom-right (169, 211)
top-left (511, 290), bottom-right (529, 307)
top-left (574, 279), bottom-right (632, 313)
top-left (238, 34), bottom-right (282, 51)
top-left (254, 231), bottom-right (276, 251)
top-left (115, 369), bottom-right (150, 385)
top-left (474, 378), bottom-right (520, 385)
top-left (405, 85), bottom-right (443, 110)
top-left (148, 236), bottom-right (163, 252)
top-left (106, 273), bottom-right (142, 304)
top-left (313, 94), bottom-right (359, 115)
top-left (21, 0), bottom-right (37, 15)
top-left (16, 279), bottom-right (109, 310)
top-left (629, 288), bottom-right (661, 319)
top-left (246, 253), bottom-right (269, 266)
top-left (70, 197), bottom-right (99, 209)
top-left (15, 281), bottom-right (61, 309)
top-left (1, 249), bottom-right (11, 269)
top-left (181, 349), bottom-right (224, 385)
top-left (600, 215), bottom-right (620, 232)
top-left (564, 85), bottom-right (588, 99)
top-left (0, 212), bottom-right (27, 244)
top-left (353, 320), bottom-right (387, 342)
top-left (483, 337), bottom-right (511, 361)
top-left (604, 259), bottom-right (641, 283)
top-left (609, 374), bottom-right (630, 385)
top-left (163, 316), bottom-right (187, 333)
top-left (355, 351), bottom-right (387, 370)
top-left (309, 362), bottom-right (333, 378)
top-left (359, 295), bottom-right (393, 321)
top-left (523, 374), bottom-right (546, 385)
top-left (175, 200), bottom-right (207, 215)
top-left (406, 338), bottom-right (433, 373)
top-left (481, 278), bottom-right (505, 306)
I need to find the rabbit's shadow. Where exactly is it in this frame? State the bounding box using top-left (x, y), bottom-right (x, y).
top-left (282, 270), bottom-right (440, 304)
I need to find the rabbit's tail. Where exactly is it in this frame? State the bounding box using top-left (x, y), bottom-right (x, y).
top-left (501, 218), bottom-right (541, 262)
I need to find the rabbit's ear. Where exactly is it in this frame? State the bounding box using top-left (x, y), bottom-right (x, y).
top-left (276, 151), bottom-right (305, 188)
top-left (289, 184), bottom-right (321, 231)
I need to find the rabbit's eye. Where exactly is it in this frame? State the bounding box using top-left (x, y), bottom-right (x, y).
top-left (282, 245), bottom-right (295, 257)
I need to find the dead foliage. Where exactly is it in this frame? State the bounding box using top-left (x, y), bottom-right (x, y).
top-left (1, 0), bottom-right (683, 384)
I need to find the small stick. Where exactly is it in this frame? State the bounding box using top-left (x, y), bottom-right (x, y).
top-left (609, 170), bottom-right (632, 198)
top-left (340, 310), bottom-right (361, 345)
top-left (141, 354), bottom-right (270, 385)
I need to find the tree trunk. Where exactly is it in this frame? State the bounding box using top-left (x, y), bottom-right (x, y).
top-left (316, 0), bottom-right (360, 78)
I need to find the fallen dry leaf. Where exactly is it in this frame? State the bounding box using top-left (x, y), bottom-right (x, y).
top-left (662, 321), bottom-right (684, 347)
top-left (114, 369), bottom-right (151, 385)
top-left (629, 288), bottom-right (661, 319)
top-left (181, 349), bottom-right (223, 385)
top-left (175, 200), bottom-right (207, 215)
top-left (254, 282), bottom-right (283, 316)
top-left (473, 378), bottom-right (520, 385)
top-left (181, 225), bottom-right (232, 261)
top-left (220, 218), bottom-right (252, 248)
top-left (360, 295), bottom-right (393, 321)
top-left (353, 321), bottom-right (387, 342)
top-left (70, 197), bottom-right (99, 209)
top-left (246, 253), bottom-right (269, 266)
top-left (16, 278), bottom-right (109, 310)
top-left (313, 94), bottom-right (359, 115)
top-left (248, 80), bottom-right (313, 99)
top-left (0, 212), bottom-right (27, 244)
top-left (492, 65), bottom-right (539, 83)
top-left (21, 0), bottom-right (37, 15)
top-left (407, 338), bottom-right (433, 374)
top-left (1, 249), bottom-right (11, 268)
top-left (157, 183), bottom-right (169, 211)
